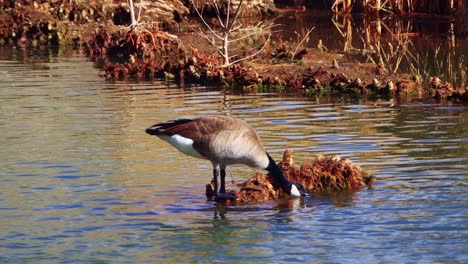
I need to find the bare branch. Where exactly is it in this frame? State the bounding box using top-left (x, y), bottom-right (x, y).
top-left (229, 34), bottom-right (271, 65)
top-left (193, 0), bottom-right (271, 67)
top-left (200, 30), bottom-right (225, 58)
top-left (227, 0), bottom-right (244, 32)
top-left (212, 0), bottom-right (225, 28)
top-left (231, 23), bottom-right (243, 32)
top-left (293, 27), bottom-right (315, 58)
top-left (191, 0), bottom-right (224, 40)
top-left (228, 30), bottom-right (264, 43)
top-left (136, 0), bottom-right (143, 24)
top-left (230, 22), bottom-right (279, 42)
top-left (225, 0), bottom-right (231, 29)
top-left (128, 0), bottom-right (137, 30)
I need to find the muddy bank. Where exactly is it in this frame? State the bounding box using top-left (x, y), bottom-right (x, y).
top-left (1, 1), bottom-right (466, 101)
top-left (206, 149), bottom-right (376, 206)
top-left (101, 30), bottom-right (467, 101)
top-left (0, 0), bottom-right (188, 47)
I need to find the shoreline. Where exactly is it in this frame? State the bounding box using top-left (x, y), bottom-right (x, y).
top-left (1, 1), bottom-right (466, 102)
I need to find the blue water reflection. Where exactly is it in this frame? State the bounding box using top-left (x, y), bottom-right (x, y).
top-left (0, 48), bottom-right (467, 263)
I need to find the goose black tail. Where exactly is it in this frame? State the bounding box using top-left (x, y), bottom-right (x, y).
top-left (145, 118), bottom-right (192, 136)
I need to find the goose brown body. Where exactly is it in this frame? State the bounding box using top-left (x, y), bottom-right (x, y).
top-left (146, 116), bottom-right (269, 169)
top-left (146, 116), bottom-right (306, 198)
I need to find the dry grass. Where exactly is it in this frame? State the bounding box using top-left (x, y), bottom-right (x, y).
top-left (333, 0), bottom-right (464, 14)
top-left (208, 149), bottom-right (376, 205)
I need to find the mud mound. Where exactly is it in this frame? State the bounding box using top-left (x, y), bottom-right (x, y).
top-left (206, 149), bottom-right (376, 205)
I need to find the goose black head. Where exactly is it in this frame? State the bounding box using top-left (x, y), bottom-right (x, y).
top-left (265, 153), bottom-right (309, 197)
top-left (286, 182), bottom-right (309, 197)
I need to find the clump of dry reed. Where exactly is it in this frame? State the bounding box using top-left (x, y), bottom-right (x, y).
top-left (207, 149), bottom-right (376, 205)
top-left (332, 0), bottom-right (464, 15)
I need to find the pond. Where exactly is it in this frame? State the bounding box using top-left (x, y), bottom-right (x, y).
top-left (0, 47), bottom-right (467, 263)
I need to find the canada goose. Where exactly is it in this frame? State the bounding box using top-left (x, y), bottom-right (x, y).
top-left (145, 116), bottom-right (307, 198)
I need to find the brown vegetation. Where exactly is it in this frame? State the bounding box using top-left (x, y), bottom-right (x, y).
top-left (0, 0), bottom-right (188, 47)
top-left (328, 0), bottom-right (465, 15)
top-left (100, 31), bottom-right (467, 101)
top-left (0, 0), bottom-right (108, 46)
top-left (206, 149), bottom-right (376, 206)
top-left (0, 1), bottom-right (466, 101)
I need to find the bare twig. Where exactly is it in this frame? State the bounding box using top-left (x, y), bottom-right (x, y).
top-left (227, 0), bottom-right (244, 32)
top-left (230, 34), bottom-right (271, 65)
top-left (212, 0), bottom-right (225, 28)
top-left (127, 0), bottom-right (144, 31)
top-left (192, 1), bottom-right (224, 40)
top-left (136, 0), bottom-right (143, 24)
top-left (229, 23), bottom-right (278, 43)
top-left (292, 27), bottom-right (314, 58)
top-left (199, 30), bottom-right (224, 57)
top-left (192, 0), bottom-right (270, 66)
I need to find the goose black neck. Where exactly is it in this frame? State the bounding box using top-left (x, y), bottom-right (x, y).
top-left (265, 153), bottom-right (291, 189)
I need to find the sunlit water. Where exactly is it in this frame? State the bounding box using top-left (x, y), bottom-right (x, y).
top-left (0, 48), bottom-right (467, 263)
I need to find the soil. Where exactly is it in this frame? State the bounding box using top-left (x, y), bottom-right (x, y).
top-left (1, 1), bottom-right (466, 101)
top-left (180, 31), bottom-right (465, 101)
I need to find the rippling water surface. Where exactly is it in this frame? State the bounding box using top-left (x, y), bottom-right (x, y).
top-left (0, 48), bottom-right (467, 263)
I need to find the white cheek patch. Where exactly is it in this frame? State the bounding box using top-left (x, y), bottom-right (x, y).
top-left (290, 184), bottom-right (301, 197)
top-left (159, 134), bottom-right (205, 159)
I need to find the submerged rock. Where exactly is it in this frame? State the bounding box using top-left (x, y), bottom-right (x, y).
top-left (206, 149), bottom-right (376, 205)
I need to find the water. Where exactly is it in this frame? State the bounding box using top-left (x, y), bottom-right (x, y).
top-left (0, 47), bottom-right (467, 263)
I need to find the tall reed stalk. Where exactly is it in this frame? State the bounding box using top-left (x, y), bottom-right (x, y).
top-left (332, 0), bottom-right (465, 14)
